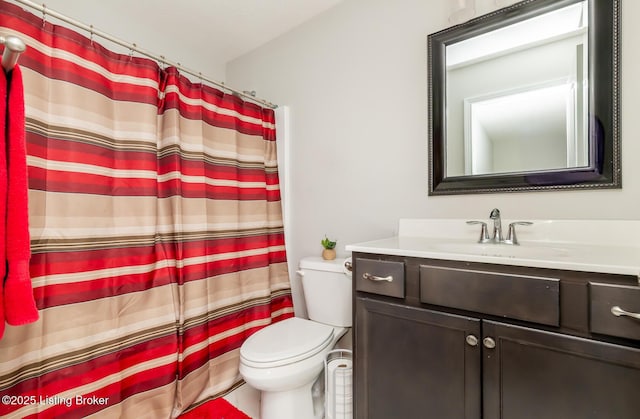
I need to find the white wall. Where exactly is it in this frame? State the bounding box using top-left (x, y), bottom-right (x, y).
top-left (227, 0), bottom-right (639, 312)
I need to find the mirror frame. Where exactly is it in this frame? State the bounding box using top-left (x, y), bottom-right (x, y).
top-left (428, 0), bottom-right (620, 195)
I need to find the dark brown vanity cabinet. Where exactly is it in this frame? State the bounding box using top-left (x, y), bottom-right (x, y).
top-left (355, 296), bottom-right (481, 419)
top-left (353, 254), bottom-right (640, 419)
top-left (482, 320), bottom-right (640, 419)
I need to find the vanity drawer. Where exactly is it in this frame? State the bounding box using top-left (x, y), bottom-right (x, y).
top-left (355, 258), bottom-right (405, 298)
top-left (419, 265), bottom-right (560, 326)
top-left (590, 282), bottom-right (640, 341)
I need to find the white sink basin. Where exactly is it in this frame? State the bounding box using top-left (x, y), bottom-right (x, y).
top-left (432, 242), bottom-right (570, 259)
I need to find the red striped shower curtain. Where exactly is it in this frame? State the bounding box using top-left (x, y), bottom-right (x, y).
top-left (0, 2), bottom-right (293, 418)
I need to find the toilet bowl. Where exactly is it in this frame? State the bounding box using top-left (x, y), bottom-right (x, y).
top-left (239, 256), bottom-right (352, 419)
top-left (240, 317), bottom-right (346, 418)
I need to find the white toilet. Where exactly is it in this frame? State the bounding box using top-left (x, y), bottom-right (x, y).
top-left (239, 256), bottom-right (352, 419)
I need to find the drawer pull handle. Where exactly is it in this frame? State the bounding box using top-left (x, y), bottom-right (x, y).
top-left (611, 306), bottom-right (640, 320)
top-left (363, 273), bottom-right (393, 282)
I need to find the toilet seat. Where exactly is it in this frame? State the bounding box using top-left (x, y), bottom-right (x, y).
top-left (240, 317), bottom-right (334, 368)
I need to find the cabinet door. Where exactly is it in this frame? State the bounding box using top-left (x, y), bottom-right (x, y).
top-left (483, 320), bottom-right (640, 419)
top-left (355, 296), bottom-right (481, 419)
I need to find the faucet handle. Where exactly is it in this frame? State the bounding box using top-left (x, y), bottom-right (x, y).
top-left (505, 221), bottom-right (533, 245)
top-left (466, 220), bottom-right (490, 243)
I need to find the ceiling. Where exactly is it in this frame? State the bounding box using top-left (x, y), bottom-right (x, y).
top-left (122, 0), bottom-right (345, 63)
top-left (11, 0), bottom-right (344, 77)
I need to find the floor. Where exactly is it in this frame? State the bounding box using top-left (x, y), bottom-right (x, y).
top-left (224, 384), bottom-right (261, 419)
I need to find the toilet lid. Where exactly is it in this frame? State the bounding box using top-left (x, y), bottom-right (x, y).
top-left (241, 317), bottom-right (334, 365)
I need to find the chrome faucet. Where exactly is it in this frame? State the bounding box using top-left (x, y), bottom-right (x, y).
top-left (466, 208), bottom-right (533, 245)
top-left (489, 208), bottom-right (503, 243)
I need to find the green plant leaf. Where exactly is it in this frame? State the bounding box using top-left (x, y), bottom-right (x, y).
top-left (321, 235), bottom-right (337, 249)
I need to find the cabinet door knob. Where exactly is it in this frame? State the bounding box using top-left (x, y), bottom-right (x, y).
top-left (362, 273), bottom-right (393, 282)
top-left (483, 337), bottom-right (496, 349)
top-left (466, 335), bottom-right (479, 346)
top-left (611, 305), bottom-right (640, 320)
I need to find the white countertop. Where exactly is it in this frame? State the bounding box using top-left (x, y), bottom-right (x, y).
top-left (345, 219), bottom-right (640, 277)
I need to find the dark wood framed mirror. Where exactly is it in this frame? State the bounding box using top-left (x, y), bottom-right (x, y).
top-left (428, 0), bottom-right (620, 195)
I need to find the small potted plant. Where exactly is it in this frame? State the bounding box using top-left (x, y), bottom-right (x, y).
top-left (321, 235), bottom-right (337, 260)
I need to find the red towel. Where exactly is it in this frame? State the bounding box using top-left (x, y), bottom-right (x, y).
top-left (0, 68), bottom-right (7, 338)
top-left (3, 65), bottom-right (38, 327)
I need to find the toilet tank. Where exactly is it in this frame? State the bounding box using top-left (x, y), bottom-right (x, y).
top-left (299, 256), bottom-right (352, 327)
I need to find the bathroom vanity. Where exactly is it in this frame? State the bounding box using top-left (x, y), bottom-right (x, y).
top-left (346, 219), bottom-right (640, 419)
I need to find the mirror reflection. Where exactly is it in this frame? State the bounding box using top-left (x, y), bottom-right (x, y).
top-left (445, 1), bottom-right (588, 177)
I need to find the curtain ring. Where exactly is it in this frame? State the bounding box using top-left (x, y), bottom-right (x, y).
top-left (129, 43), bottom-right (136, 61)
top-left (89, 25), bottom-right (94, 46)
top-left (198, 72), bottom-right (203, 89)
top-left (41, 4), bottom-right (47, 28)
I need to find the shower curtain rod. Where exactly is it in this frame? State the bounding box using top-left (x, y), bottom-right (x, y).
top-left (0, 34), bottom-right (26, 71)
top-left (8, 0), bottom-right (278, 109)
